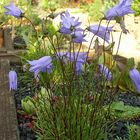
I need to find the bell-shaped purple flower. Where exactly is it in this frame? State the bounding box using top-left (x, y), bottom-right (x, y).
top-left (56, 52), bottom-right (87, 74)
top-left (105, 0), bottom-right (134, 20)
top-left (56, 52), bottom-right (68, 63)
top-left (60, 11), bottom-right (82, 34)
top-left (4, 2), bottom-right (23, 18)
top-left (56, 52), bottom-right (67, 58)
top-left (28, 56), bottom-right (52, 78)
top-left (129, 69), bottom-right (140, 93)
top-left (72, 31), bottom-right (86, 43)
top-left (88, 25), bottom-right (112, 43)
top-left (75, 60), bottom-right (85, 74)
top-left (67, 52), bottom-right (87, 74)
top-left (9, 70), bottom-right (17, 91)
top-left (67, 52), bottom-right (87, 62)
top-left (99, 64), bottom-right (112, 80)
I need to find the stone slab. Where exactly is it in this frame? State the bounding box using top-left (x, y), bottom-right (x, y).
top-left (0, 59), bottom-right (19, 140)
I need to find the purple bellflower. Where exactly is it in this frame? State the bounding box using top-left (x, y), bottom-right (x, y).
top-left (56, 52), bottom-right (87, 74)
top-left (60, 11), bottom-right (82, 34)
top-left (67, 52), bottom-right (87, 62)
top-left (105, 0), bottom-right (134, 20)
top-left (99, 64), bottom-right (112, 80)
top-left (88, 25), bottom-right (112, 43)
top-left (4, 2), bottom-right (23, 18)
top-left (9, 70), bottom-right (17, 91)
top-left (72, 31), bottom-right (86, 43)
top-left (75, 61), bottom-right (84, 75)
top-left (56, 52), bottom-right (68, 63)
top-left (56, 52), bottom-right (67, 58)
top-left (129, 69), bottom-right (140, 93)
top-left (28, 56), bottom-right (52, 78)
top-left (67, 52), bottom-right (87, 74)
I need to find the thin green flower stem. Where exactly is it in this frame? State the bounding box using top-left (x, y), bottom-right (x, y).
top-left (88, 91), bottom-right (98, 135)
top-left (112, 31), bottom-right (123, 67)
top-left (80, 101), bottom-right (84, 140)
top-left (97, 21), bottom-right (113, 112)
top-left (88, 80), bottom-right (110, 135)
top-left (111, 30), bottom-right (114, 44)
top-left (71, 42), bottom-right (84, 85)
top-left (35, 67), bottom-right (53, 99)
top-left (55, 34), bottom-right (68, 80)
top-left (67, 38), bottom-right (75, 96)
top-left (101, 19), bottom-right (112, 86)
top-left (70, 41), bottom-right (76, 80)
top-left (49, 34), bottom-right (70, 137)
top-left (108, 31), bottom-right (123, 96)
top-left (56, 33), bottom-right (63, 51)
top-left (82, 75), bottom-right (97, 131)
top-left (94, 90), bottom-right (116, 138)
top-left (47, 35), bottom-right (67, 79)
top-left (36, 108), bottom-right (55, 137)
top-left (103, 31), bottom-right (123, 90)
top-left (50, 104), bottom-right (60, 139)
top-left (72, 41), bottom-right (75, 60)
top-left (76, 43), bottom-right (83, 59)
top-left (74, 28), bottom-right (87, 63)
top-left (37, 75), bottom-right (54, 122)
top-left (101, 19), bottom-right (119, 89)
top-left (105, 88), bottom-right (119, 124)
top-left (69, 38), bottom-right (73, 76)
top-left (43, 87), bottom-right (59, 138)
top-left (33, 92), bottom-right (55, 137)
top-left (84, 19), bottom-right (103, 76)
top-left (88, 19), bottom-right (112, 135)
top-left (71, 77), bottom-right (83, 139)
top-left (61, 97), bottom-right (68, 136)
top-left (69, 97), bottom-right (73, 139)
top-left (23, 16), bottom-right (40, 47)
top-left (86, 18), bottom-right (103, 62)
top-left (75, 90), bottom-right (83, 139)
top-left (97, 30), bottom-right (122, 109)
top-left (40, 21), bottom-right (46, 49)
top-left (88, 101), bottom-right (100, 136)
top-left (94, 87), bottom-right (118, 135)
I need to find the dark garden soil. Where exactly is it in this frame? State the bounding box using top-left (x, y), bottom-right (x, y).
top-left (119, 92), bottom-right (140, 107)
top-left (13, 65), bottom-right (140, 140)
top-left (12, 64), bottom-right (37, 140)
top-left (13, 36), bottom-right (27, 49)
top-left (109, 92), bottom-right (140, 139)
top-left (14, 89), bottom-right (37, 140)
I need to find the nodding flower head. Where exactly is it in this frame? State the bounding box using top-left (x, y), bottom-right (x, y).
top-left (67, 52), bottom-right (87, 74)
top-left (4, 2), bottom-right (23, 18)
top-left (129, 68), bottom-right (140, 93)
top-left (28, 56), bottom-right (53, 79)
top-left (56, 52), bottom-right (87, 75)
top-left (105, 0), bottom-right (134, 20)
top-left (72, 31), bottom-right (86, 43)
top-left (60, 11), bottom-right (82, 34)
top-left (99, 64), bottom-right (112, 80)
top-left (88, 25), bottom-right (112, 43)
top-left (9, 70), bottom-right (17, 91)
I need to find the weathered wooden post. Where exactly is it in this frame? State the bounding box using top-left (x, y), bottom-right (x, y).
top-left (0, 29), bottom-right (4, 49)
top-left (0, 59), bottom-right (19, 140)
top-left (4, 28), bottom-right (14, 50)
top-left (0, 27), bottom-right (22, 62)
top-left (0, 28), bottom-right (14, 53)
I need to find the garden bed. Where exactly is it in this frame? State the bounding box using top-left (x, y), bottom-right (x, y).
top-left (12, 64), bottom-right (37, 140)
top-left (3, 0), bottom-right (140, 139)
top-left (12, 64), bottom-right (140, 140)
